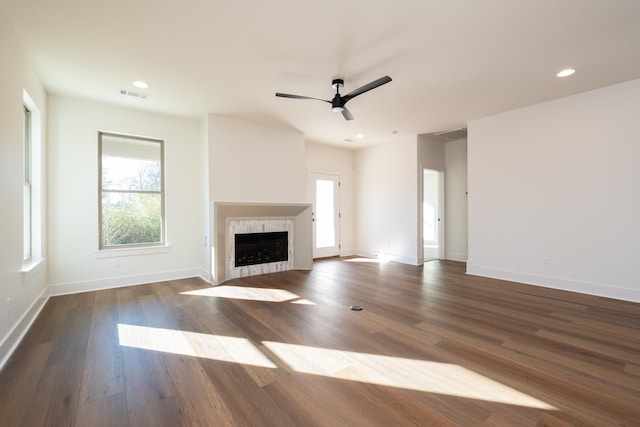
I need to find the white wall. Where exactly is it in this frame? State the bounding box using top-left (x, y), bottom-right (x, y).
top-left (468, 79), bottom-right (640, 302)
top-left (0, 9), bottom-right (49, 367)
top-left (305, 142), bottom-right (356, 255)
top-left (445, 139), bottom-right (468, 261)
top-left (354, 136), bottom-right (420, 264)
top-left (47, 96), bottom-right (206, 294)
top-left (208, 115), bottom-right (306, 203)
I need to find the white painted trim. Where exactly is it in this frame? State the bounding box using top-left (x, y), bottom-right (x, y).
top-left (21, 257), bottom-right (46, 283)
top-left (94, 245), bottom-right (171, 258)
top-left (48, 268), bottom-right (204, 296)
top-left (466, 262), bottom-right (640, 303)
top-left (0, 287), bottom-right (49, 371)
top-left (389, 254), bottom-right (421, 266)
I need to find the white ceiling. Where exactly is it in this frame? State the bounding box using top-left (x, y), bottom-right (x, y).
top-left (2, 0), bottom-right (640, 148)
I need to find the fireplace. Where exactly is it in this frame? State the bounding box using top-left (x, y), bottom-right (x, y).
top-left (226, 217), bottom-right (296, 279)
top-left (213, 202), bottom-right (312, 283)
top-left (235, 231), bottom-right (288, 267)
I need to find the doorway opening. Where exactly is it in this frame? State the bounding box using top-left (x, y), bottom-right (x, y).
top-left (310, 173), bottom-right (340, 258)
top-left (423, 168), bottom-right (443, 261)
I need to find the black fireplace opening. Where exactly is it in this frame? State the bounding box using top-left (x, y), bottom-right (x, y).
top-left (235, 231), bottom-right (288, 267)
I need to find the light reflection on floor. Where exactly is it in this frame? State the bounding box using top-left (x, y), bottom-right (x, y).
top-left (117, 323), bottom-right (556, 410)
top-left (263, 341), bottom-right (556, 410)
top-left (117, 323), bottom-right (276, 368)
top-left (181, 285), bottom-right (315, 305)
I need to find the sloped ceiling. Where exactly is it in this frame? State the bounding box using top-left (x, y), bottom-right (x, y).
top-left (2, 0), bottom-right (639, 148)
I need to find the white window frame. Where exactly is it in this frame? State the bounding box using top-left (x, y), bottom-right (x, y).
top-left (21, 90), bottom-right (44, 282)
top-left (98, 131), bottom-right (165, 250)
top-left (23, 105), bottom-right (32, 261)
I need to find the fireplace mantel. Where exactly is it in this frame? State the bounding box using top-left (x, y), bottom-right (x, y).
top-left (212, 202), bottom-right (313, 283)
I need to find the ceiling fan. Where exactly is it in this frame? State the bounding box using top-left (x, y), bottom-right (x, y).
top-left (275, 76), bottom-right (392, 121)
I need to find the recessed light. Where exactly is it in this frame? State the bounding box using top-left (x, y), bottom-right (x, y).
top-left (132, 80), bottom-right (149, 89)
top-left (355, 134), bottom-right (364, 139)
top-left (556, 68), bottom-right (575, 78)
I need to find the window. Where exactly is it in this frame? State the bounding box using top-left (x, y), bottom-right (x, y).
top-left (23, 106), bottom-right (32, 261)
top-left (99, 132), bottom-right (164, 249)
top-left (22, 89), bottom-right (43, 280)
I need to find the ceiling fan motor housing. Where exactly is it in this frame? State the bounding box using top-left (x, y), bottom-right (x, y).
top-left (331, 94), bottom-right (344, 111)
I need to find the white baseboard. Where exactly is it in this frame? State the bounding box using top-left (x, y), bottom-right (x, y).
top-left (466, 262), bottom-right (640, 303)
top-left (0, 287), bottom-right (49, 371)
top-left (48, 268), bottom-right (208, 296)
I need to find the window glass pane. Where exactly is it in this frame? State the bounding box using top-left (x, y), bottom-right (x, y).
top-left (101, 136), bottom-right (161, 191)
top-left (315, 179), bottom-right (335, 248)
top-left (23, 183), bottom-right (31, 260)
top-left (102, 192), bottom-right (162, 246)
top-left (99, 132), bottom-right (164, 249)
top-left (102, 156), bottom-right (161, 191)
top-left (23, 106), bottom-right (31, 260)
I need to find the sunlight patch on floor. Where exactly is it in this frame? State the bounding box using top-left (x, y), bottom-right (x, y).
top-left (345, 257), bottom-right (384, 263)
top-left (117, 323), bottom-right (277, 368)
top-left (181, 285), bottom-right (315, 304)
top-left (262, 341), bottom-right (557, 410)
top-left (117, 323), bottom-right (556, 410)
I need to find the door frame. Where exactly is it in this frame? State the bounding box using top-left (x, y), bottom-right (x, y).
top-left (420, 167), bottom-right (445, 263)
top-left (309, 172), bottom-right (341, 259)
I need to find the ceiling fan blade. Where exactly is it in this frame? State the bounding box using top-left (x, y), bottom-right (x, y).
top-left (275, 93), bottom-right (330, 103)
top-left (342, 76), bottom-right (392, 103)
top-left (341, 107), bottom-right (354, 121)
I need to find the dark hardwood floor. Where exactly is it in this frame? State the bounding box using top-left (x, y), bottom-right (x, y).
top-left (0, 258), bottom-right (639, 426)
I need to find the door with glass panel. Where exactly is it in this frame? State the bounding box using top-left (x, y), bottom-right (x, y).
top-left (310, 173), bottom-right (340, 258)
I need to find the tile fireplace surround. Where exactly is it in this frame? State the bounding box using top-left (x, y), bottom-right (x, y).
top-left (212, 202), bottom-right (313, 283)
top-left (227, 218), bottom-right (294, 279)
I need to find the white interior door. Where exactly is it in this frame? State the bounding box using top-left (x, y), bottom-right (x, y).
top-left (423, 169), bottom-right (443, 261)
top-left (310, 173), bottom-right (340, 258)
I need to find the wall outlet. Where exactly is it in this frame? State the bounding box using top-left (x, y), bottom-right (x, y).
top-left (112, 258), bottom-right (120, 268)
top-left (543, 257), bottom-right (550, 267)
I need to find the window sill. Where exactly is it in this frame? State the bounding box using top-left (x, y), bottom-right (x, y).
top-left (95, 245), bottom-right (171, 258)
top-left (22, 258), bottom-right (46, 283)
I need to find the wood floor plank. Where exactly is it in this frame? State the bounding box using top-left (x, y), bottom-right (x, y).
top-left (0, 342), bottom-right (54, 426)
top-left (0, 257), bottom-right (638, 426)
top-left (19, 357), bottom-right (84, 426)
top-left (75, 391), bottom-right (128, 427)
top-left (78, 289), bottom-right (125, 404)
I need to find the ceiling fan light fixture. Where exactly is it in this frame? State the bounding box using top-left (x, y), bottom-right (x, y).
top-left (332, 106), bottom-right (344, 112)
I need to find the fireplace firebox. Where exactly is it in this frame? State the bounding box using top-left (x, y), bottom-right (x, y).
top-left (234, 231), bottom-right (289, 267)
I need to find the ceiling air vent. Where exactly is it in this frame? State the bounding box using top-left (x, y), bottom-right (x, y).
top-left (119, 89), bottom-right (149, 100)
top-left (426, 127), bottom-right (467, 142)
